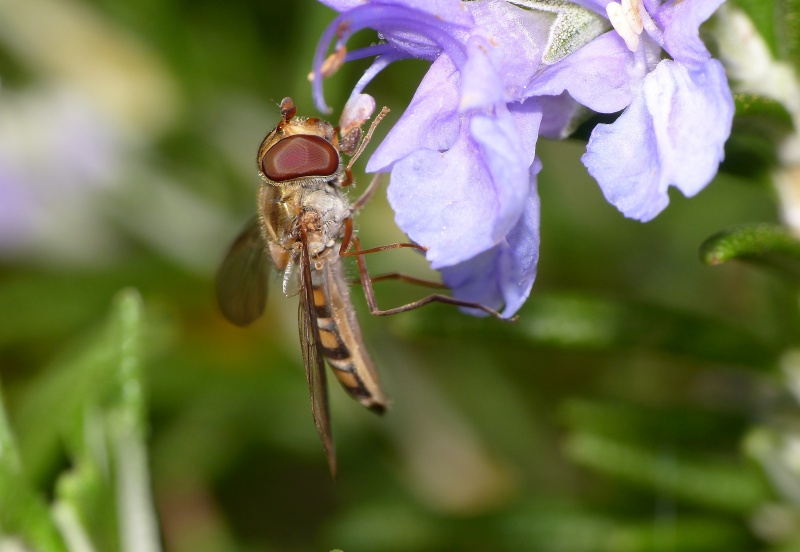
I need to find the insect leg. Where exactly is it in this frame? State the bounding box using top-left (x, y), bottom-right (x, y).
top-left (349, 237), bottom-right (515, 321)
top-left (338, 214), bottom-right (426, 257)
top-left (345, 272), bottom-right (445, 289)
top-left (368, 273), bottom-right (444, 288)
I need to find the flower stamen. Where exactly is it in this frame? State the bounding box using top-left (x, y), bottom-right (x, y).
top-left (606, 0), bottom-right (644, 52)
top-left (311, 4), bottom-right (471, 113)
top-left (309, 45), bottom-right (348, 82)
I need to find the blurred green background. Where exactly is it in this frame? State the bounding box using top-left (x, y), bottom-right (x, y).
top-left (0, 0), bottom-right (798, 551)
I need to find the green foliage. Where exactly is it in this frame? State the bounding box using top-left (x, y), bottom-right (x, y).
top-left (499, 505), bottom-right (752, 552)
top-left (730, 0), bottom-right (781, 59)
top-left (396, 293), bottom-right (777, 370)
top-left (564, 432), bottom-right (769, 514)
top-left (0, 0), bottom-right (798, 551)
top-left (701, 223), bottom-right (800, 280)
top-left (0, 387), bottom-right (66, 551)
top-left (730, 0), bottom-right (800, 70)
top-left (0, 290), bottom-right (159, 552)
top-left (723, 94), bottom-right (795, 178)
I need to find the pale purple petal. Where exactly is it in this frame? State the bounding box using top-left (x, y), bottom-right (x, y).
top-left (387, 139), bottom-right (489, 268)
top-left (317, 0), bottom-right (470, 18)
top-left (367, 0), bottom-right (474, 54)
top-left (312, 3), bottom-right (471, 112)
top-left (316, 0), bottom-right (363, 11)
top-left (381, 0), bottom-right (474, 57)
top-left (656, 0), bottom-right (725, 66)
top-left (459, 28), bottom-right (506, 111)
top-left (381, 0), bottom-right (471, 20)
top-left (440, 248), bottom-right (506, 315)
top-left (470, 109), bottom-right (533, 242)
top-left (347, 50), bottom-right (410, 99)
top-left (500, 174), bottom-right (541, 315)
top-left (582, 59), bottom-right (733, 221)
top-left (538, 93), bottom-right (585, 139)
top-left (525, 32), bottom-right (656, 113)
top-left (647, 59), bottom-right (733, 197)
top-left (582, 91), bottom-right (666, 221)
top-left (467, 0), bottom-right (547, 101)
top-left (367, 55), bottom-right (461, 172)
top-left (311, 0), bottom-right (734, 319)
top-left (386, 104), bottom-right (539, 268)
top-left (642, 0), bottom-right (660, 13)
top-left (508, 97), bottom-right (543, 165)
top-left (441, 173), bottom-right (540, 317)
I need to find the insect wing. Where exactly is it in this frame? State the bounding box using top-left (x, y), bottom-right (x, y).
top-left (298, 234), bottom-right (337, 478)
top-left (216, 218), bottom-right (270, 326)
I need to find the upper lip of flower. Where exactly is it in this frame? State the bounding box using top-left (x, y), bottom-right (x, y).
top-left (309, 0), bottom-right (733, 317)
top-left (310, 0), bottom-right (551, 319)
top-left (312, 2), bottom-right (474, 113)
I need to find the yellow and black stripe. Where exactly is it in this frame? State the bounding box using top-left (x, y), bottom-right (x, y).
top-left (311, 278), bottom-right (386, 414)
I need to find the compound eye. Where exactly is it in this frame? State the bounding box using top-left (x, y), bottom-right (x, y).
top-left (261, 134), bottom-right (339, 182)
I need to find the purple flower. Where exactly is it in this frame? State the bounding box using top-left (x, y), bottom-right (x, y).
top-left (314, 0), bottom-right (548, 317)
top-left (312, 0), bottom-right (732, 316)
top-left (528, 0), bottom-right (734, 221)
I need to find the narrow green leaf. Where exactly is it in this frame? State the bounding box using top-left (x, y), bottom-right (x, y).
top-left (722, 94), bottom-right (796, 176)
top-left (7, 289), bottom-right (160, 551)
top-left (44, 289), bottom-right (148, 552)
top-left (565, 432), bottom-right (770, 514)
top-left (735, 94), bottom-right (795, 132)
top-left (0, 384), bottom-right (67, 552)
top-left (730, 0), bottom-right (800, 72)
top-left (700, 223), bottom-right (800, 280)
top-left (394, 293), bottom-right (777, 370)
top-left (605, 518), bottom-right (751, 552)
top-left (54, 408), bottom-right (118, 552)
top-left (499, 503), bottom-right (751, 552)
top-left (13, 328), bottom-right (120, 485)
top-left (105, 290), bottom-right (161, 552)
top-left (12, 289), bottom-right (150, 484)
top-left (729, 0), bottom-right (779, 58)
top-left (53, 289), bottom-right (159, 552)
top-left (108, 289), bottom-right (147, 430)
top-left (560, 399), bottom-right (746, 448)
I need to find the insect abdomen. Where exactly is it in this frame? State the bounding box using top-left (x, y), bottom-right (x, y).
top-left (313, 257), bottom-right (387, 414)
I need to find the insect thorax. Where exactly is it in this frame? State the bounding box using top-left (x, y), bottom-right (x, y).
top-left (259, 181), bottom-right (351, 261)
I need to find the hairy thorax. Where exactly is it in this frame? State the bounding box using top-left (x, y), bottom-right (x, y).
top-left (259, 181), bottom-right (351, 263)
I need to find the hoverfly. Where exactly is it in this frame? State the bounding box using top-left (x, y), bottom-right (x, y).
top-left (217, 97), bottom-right (510, 477)
top-left (216, 97), bottom-right (388, 477)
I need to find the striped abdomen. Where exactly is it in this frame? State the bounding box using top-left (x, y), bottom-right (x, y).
top-left (311, 249), bottom-right (387, 414)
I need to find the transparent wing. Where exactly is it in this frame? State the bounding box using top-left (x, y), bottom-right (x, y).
top-left (282, 256), bottom-right (302, 298)
top-left (298, 236), bottom-right (337, 478)
top-left (216, 218), bottom-right (270, 326)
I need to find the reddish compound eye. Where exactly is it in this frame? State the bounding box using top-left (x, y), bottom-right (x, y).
top-left (261, 134), bottom-right (339, 182)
